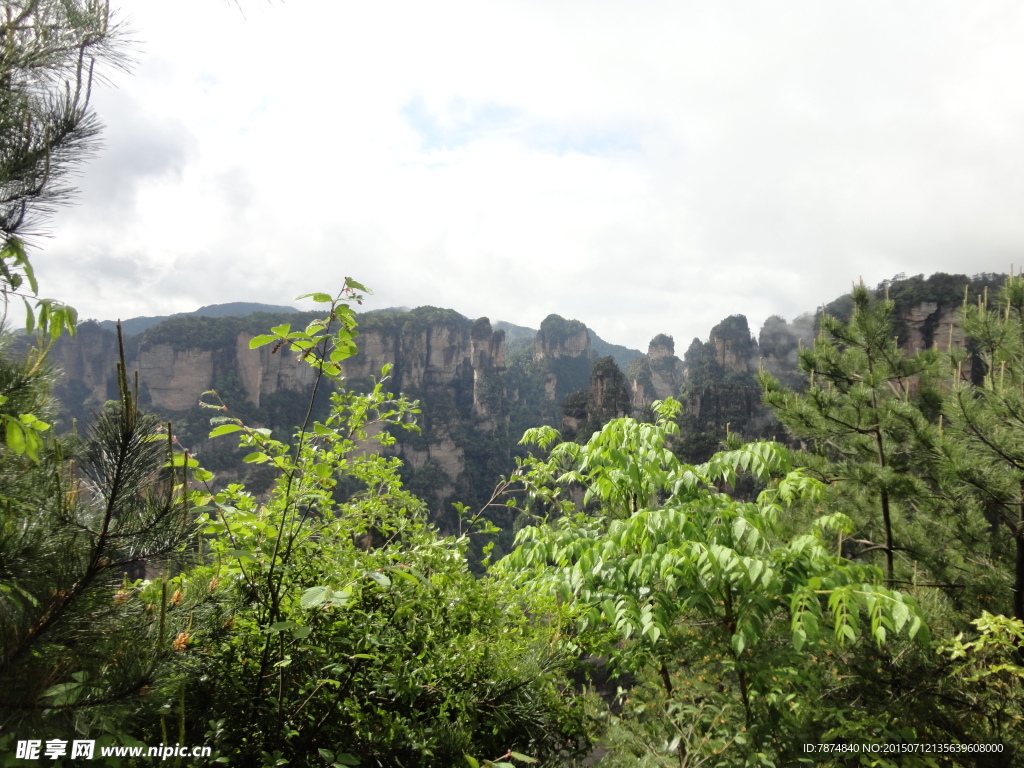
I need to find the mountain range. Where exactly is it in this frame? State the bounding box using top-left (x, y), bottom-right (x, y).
top-left (49, 271), bottom-right (1001, 545)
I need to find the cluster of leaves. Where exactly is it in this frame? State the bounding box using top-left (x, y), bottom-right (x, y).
top-left (753, 278), bottom-right (1024, 764)
top-left (1, 343), bottom-right (194, 752)
top-left (497, 401), bottom-right (930, 765)
top-left (132, 284), bottom-right (594, 766)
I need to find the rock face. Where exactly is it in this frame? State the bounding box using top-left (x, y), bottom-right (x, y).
top-left (49, 322), bottom-right (120, 404)
top-left (236, 333), bottom-right (320, 408)
top-left (757, 314), bottom-right (816, 390)
top-left (707, 315), bottom-right (756, 375)
top-left (902, 303), bottom-right (966, 353)
top-left (534, 315), bottom-right (591, 362)
top-left (560, 356), bottom-right (631, 442)
top-left (137, 345), bottom-right (215, 411)
top-left (629, 334), bottom-right (684, 409)
top-left (50, 308), bottom-right (510, 526)
top-left (48, 273), bottom-right (998, 525)
top-left (470, 318), bottom-right (506, 418)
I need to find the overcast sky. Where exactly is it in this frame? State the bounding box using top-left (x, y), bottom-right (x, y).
top-left (37, 0), bottom-right (1024, 351)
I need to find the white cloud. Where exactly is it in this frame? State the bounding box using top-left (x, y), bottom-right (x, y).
top-left (35, 0), bottom-right (1024, 349)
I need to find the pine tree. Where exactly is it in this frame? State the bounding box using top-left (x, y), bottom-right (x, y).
top-left (0, 0), bottom-right (127, 329)
top-left (931, 274), bottom-right (1024, 622)
top-left (759, 283), bottom-right (940, 583)
top-left (0, 334), bottom-right (193, 739)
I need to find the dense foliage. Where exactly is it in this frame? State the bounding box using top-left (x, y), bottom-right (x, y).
top-left (2, 6), bottom-right (1023, 763)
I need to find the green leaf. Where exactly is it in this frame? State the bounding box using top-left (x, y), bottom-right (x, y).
top-left (6, 417), bottom-right (26, 455)
top-left (329, 347), bottom-right (353, 363)
top-left (385, 566), bottom-right (433, 589)
top-left (344, 277), bottom-right (371, 293)
top-left (464, 758), bottom-right (480, 768)
top-left (367, 571), bottom-right (391, 589)
top-left (209, 424), bottom-right (242, 438)
top-left (792, 628), bottom-right (806, 652)
top-left (243, 452), bottom-right (269, 464)
top-left (249, 334), bottom-right (277, 349)
top-left (892, 600), bottom-right (909, 633)
top-left (731, 631), bottom-right (746, 656)
top-left (301, 586), bottom-right (329, 608)
top-left (509, 753), bottom-right (538, 764)
top-left (335, 754), bottom-right (360, 766)
top-left (292, 626), bottom-right (312, 639)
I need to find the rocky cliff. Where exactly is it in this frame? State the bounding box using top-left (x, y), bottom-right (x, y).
top-left (49, 307), bottom-right (509, 528)
top-left (619, 272), bottom-right (1004, 462)
top-left (47, 271), bottom-right (1001, 526)
top-left (628, 334), bottom-right (684, 410)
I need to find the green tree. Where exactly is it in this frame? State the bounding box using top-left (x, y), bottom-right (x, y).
top-left (0, 0), bottom-right (126, 331)
top-left (165, 284), bottom-right (592, 766)
top-left (498, 401), bottom-right (929, 765)
top-left (940, 612), bottom-right (1024, 747)
top-left (0, 337), bottom-right (194, 749)
top-left (927, 275), bottom-right (1024, 622)
top-left (759, 283), bottom-right (940, 583)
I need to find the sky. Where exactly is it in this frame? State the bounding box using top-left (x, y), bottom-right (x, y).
top-left (36, 0), bottom-right (1024, 352)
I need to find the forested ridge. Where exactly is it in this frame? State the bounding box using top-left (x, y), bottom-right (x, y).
top-left (2, 1), bottom-right (1024, 766)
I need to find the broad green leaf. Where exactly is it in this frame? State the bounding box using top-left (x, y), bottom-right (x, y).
top-left (344, 277), bottom-right (370, 293)
top-left (731, 631), bottom-right (746, 656)
top-left (792, 628), bottom-right (806, 652)
top-left (209, 424), bottom-right (242, 438)
top-left (6, 418), bottom-right (26, 454)
top-left (249, 334), bottom-right (276, 349)
top-left (892, 600), bottom-right (909, 633)
top-left (301, 586), bottom-right (329, 608)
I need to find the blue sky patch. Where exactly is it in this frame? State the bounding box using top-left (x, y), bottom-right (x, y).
top-left (401, 95), bottom-right (643, 157)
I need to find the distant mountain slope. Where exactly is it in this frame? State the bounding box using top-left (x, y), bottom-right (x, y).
top-left (98, 302), bottom-right (299, 337)
top-left (494, 320), bottom-right (643, 370)
top-left (587, 329), bottom-right (643, 370)
top-left (493, 320), bottom-right (537, 344)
